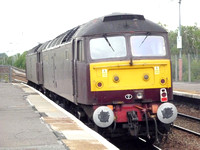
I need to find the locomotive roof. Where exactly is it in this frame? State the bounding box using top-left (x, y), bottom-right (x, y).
top-left (75, 13), bottom-right (167, 37)
top-left (27, 44), bottom-right (42, 55)
top-left (27, 13), bottom-right (167, 55)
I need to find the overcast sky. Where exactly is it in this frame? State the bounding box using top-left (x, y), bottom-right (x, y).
top-left (0, 0), bottom-right (199, 56)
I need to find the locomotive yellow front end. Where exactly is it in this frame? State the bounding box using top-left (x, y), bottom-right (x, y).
top-left (90, 59), bottom-right (172, 92)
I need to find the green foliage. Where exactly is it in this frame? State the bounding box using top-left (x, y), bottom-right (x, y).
top-left (0, 53), bottom-right (8, 64)
top-left (182, 55), bottom-right (189, 81)
top-left (0, 51), bottom-right (27, 69)
top-left (191, 58), bottom-right (200, 81)
top-left (168, 24), bottom-right (200, 56)
top-left (169, 24), bottom-right (200, 82)
top-left (172, 54), bottom-right (200, 82)
top-left (14, 52), bottom-right (27, 69)
top-left (0, 53), bottom-right (7, 58)
top-left (169, 30), bottom-right (179, 55)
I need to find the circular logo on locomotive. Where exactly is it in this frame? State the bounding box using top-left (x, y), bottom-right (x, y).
top-left (125, 94), bottom-right (133, 100)
top-left (157, 102), bottom-right (177, 124)
top-left (93, 106), bottom-right (114, 128)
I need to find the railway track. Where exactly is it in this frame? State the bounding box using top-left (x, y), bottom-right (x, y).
top-left (110, 136), bottom-right (161, 150)
top-left (173, 124), bottom-right (200, 137)
top-left (11, 67), bottom-right (27, 83)
top-left (138, 137), bottom-right (161, 150)
top-left (0, 65), bottom-right (26, 83)
top-left (173, 112), bottom-right (200, 137)
top-left (178, 112), bottom-right (200, 122)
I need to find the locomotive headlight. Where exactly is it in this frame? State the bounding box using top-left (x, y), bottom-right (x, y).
top-left (143, 74), bottom-right (149, 81)
top-left (113, 75), bottom-right (120, 83)
top-left (134, 90), bottom-right (144, 99)
top-left (136, 92), bottom-right (143, 99)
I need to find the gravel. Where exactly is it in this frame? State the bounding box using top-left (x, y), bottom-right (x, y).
top-left (159, 100), bottom-right (200, 150)
top-left (160, 129), bottom-right (200, 150)
top-left (174, 101), bottom-right (200, 118)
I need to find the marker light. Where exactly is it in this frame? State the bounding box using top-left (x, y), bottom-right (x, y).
top-left (161, 78), bottom-right (166, 84)
top-left (96, 81), bottom-right (103, 88)
top-left (160, 88), bottom-right (168, 102)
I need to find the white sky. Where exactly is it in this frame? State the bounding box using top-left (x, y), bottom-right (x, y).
top-left (0, 0), bottom-right (199, 56)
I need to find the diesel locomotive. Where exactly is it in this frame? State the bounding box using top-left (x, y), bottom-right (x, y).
top-left (26, 13), bottom-right (177, 142)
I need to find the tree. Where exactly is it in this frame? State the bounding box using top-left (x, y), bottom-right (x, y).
top-left (168, 24), bottom-right (200, 56)
top-left (168, 30), bottom-right (179, 55)
top-left (169, 24), bottom-right (200, 82)
top-left (14, 51), bottom-right (27, 69)
top-left (0, 53), bottom-right (8, 65)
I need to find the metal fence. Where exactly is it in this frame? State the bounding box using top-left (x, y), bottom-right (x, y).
top-left (0, 65), bottom-right (12, 83)
top-left (172, 54), bottom-right (200, 82)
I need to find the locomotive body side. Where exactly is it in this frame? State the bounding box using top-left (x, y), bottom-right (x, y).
top-left (42, 43), bottom-right (74, 102)
top-left (26, 53), bottom-right (38, 84)
top-left (26, 44), bottom-right (42, 85)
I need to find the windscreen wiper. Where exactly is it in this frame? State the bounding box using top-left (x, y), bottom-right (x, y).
top-left (103, 34), bottom-right (115, 52)
top-left (139, 32), bottom-right (151, 47)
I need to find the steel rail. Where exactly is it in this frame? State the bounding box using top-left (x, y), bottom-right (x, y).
top-left (138, 137), bottom-right (162, 150)
top-left (13, 74), bottom-right (26, 78)
top-left (173, 124), bottom-right (200, 137)
top-left (11, 66), bottom-right (25, 73)
top-left (10, 67), bottom-right (27, 83)
top-left (178, 113), bottom-right (200, 121)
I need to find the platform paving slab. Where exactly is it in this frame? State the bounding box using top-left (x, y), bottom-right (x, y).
top-left (0, 83), bottom-right (67, 150)
top-left (173, 82), bottom-right (200, 99)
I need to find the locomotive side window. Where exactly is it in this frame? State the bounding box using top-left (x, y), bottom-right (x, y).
top-left (90, 36), bottom-right (126, 59)
top-left (77, 40), bottom-right (84, 61)
top-left (130, 36), bottom-right (166, 57)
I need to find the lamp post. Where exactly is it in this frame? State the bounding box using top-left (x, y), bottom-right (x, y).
top-left (177, 0), bottom-right (182, 81)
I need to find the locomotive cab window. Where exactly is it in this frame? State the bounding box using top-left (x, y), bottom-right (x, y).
top-left (130, 35), bottom-right (166, 57)
top-left (90, 36), bottom-right (126, 59)
top-left (77, 40), bottom-right (84, 61)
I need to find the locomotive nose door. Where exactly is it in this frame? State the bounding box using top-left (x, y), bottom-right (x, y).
top-left (72, 39), bottom-right (77, 103)
top-left (72, 38), bottom-right (84, 104)
top-left (36, 52), bottom-right (44, 85)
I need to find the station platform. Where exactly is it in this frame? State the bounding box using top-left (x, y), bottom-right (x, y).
top-left (0, 83), bottom-right (118, 150)
top-left (173, 82), bottom-right (200, 99)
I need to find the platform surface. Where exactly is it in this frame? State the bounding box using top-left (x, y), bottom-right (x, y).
top-left (0, 83), bottom-right (66, 150)
top-left (173, 82), bottom-right (200, 99)
top-left (0, 83), bottom-right (118, 150)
